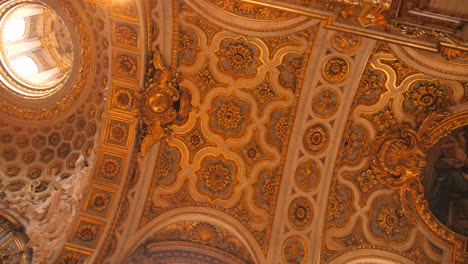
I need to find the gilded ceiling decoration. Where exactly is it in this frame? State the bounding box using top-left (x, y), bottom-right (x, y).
top-left (137, 48), bottom-right (192, 155)
top-left (0, 0), bottom-right (105, 213)
top-left (131, 1), bottom-right (320, 257)
top-left (2, 0), bottom-right (143, 262)
top-left (0, 0), bottom-right (467, 263)
top-left (207, 0), bottom-right (294, 20)
top-left (321, 42), bottom-right (468, 263)
top-left (321, 57), bottom-right (349, 84)
top-left (0, 211), bottom-right (29, 263)
top-left (126, 220), bottom-right (255, 263)
top-left (247, 0), bottom-right (468, 52)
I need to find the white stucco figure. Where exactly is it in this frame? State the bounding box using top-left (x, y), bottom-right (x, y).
top-left (4, 150), bottom-right (96, 264)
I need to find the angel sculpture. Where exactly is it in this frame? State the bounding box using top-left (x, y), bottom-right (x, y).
top-left (24, 149), bottom-right (96, 264)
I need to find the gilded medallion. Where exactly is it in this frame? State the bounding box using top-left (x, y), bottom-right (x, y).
top-left (322, 57), bottom-right (349, 84)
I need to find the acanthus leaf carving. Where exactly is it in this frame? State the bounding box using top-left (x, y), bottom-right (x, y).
top-left (371, 126), bottom-right (427, 188)
top-left (417, 109), bottom-right (452, 151)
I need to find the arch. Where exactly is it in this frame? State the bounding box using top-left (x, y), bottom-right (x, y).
top-left (119, 208), bottom-right (263, 263)
top-left (0, 207), bottom-right (32, 263)
top-left (127, 242), bottom-right (247, 264)
top-left (328, 248), bottom-right (415, 264)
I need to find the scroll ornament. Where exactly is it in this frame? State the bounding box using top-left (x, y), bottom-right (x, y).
top-left (371, 126), bottom-right (427, 188)
top-left (371, 111), bottom-right (468, 263)
top-left (136, 47), bottom-right (191, 156)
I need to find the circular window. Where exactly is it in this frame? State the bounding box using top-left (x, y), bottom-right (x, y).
top-left (0, 2), bottom-right (73, 97)
top-left (0, 0), bottom-right (91, 124)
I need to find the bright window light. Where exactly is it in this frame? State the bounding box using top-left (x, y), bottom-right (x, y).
top-left (10, 56), bottom-right (38, 78)
top-left (2, 18), bottom-right (25, 42)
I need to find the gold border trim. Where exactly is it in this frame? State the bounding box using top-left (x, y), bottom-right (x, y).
top-left (241, 0), bottom-right (440, 52)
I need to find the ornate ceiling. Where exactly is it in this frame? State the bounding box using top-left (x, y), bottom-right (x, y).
top-left (0, 0), bottom-right (467, 263)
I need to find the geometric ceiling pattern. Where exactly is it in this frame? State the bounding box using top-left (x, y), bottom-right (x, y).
top-left (0, 0), bottom-right (467, 263)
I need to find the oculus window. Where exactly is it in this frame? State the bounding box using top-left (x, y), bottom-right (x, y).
top-left (0, 2), bottom-right (73, 97)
